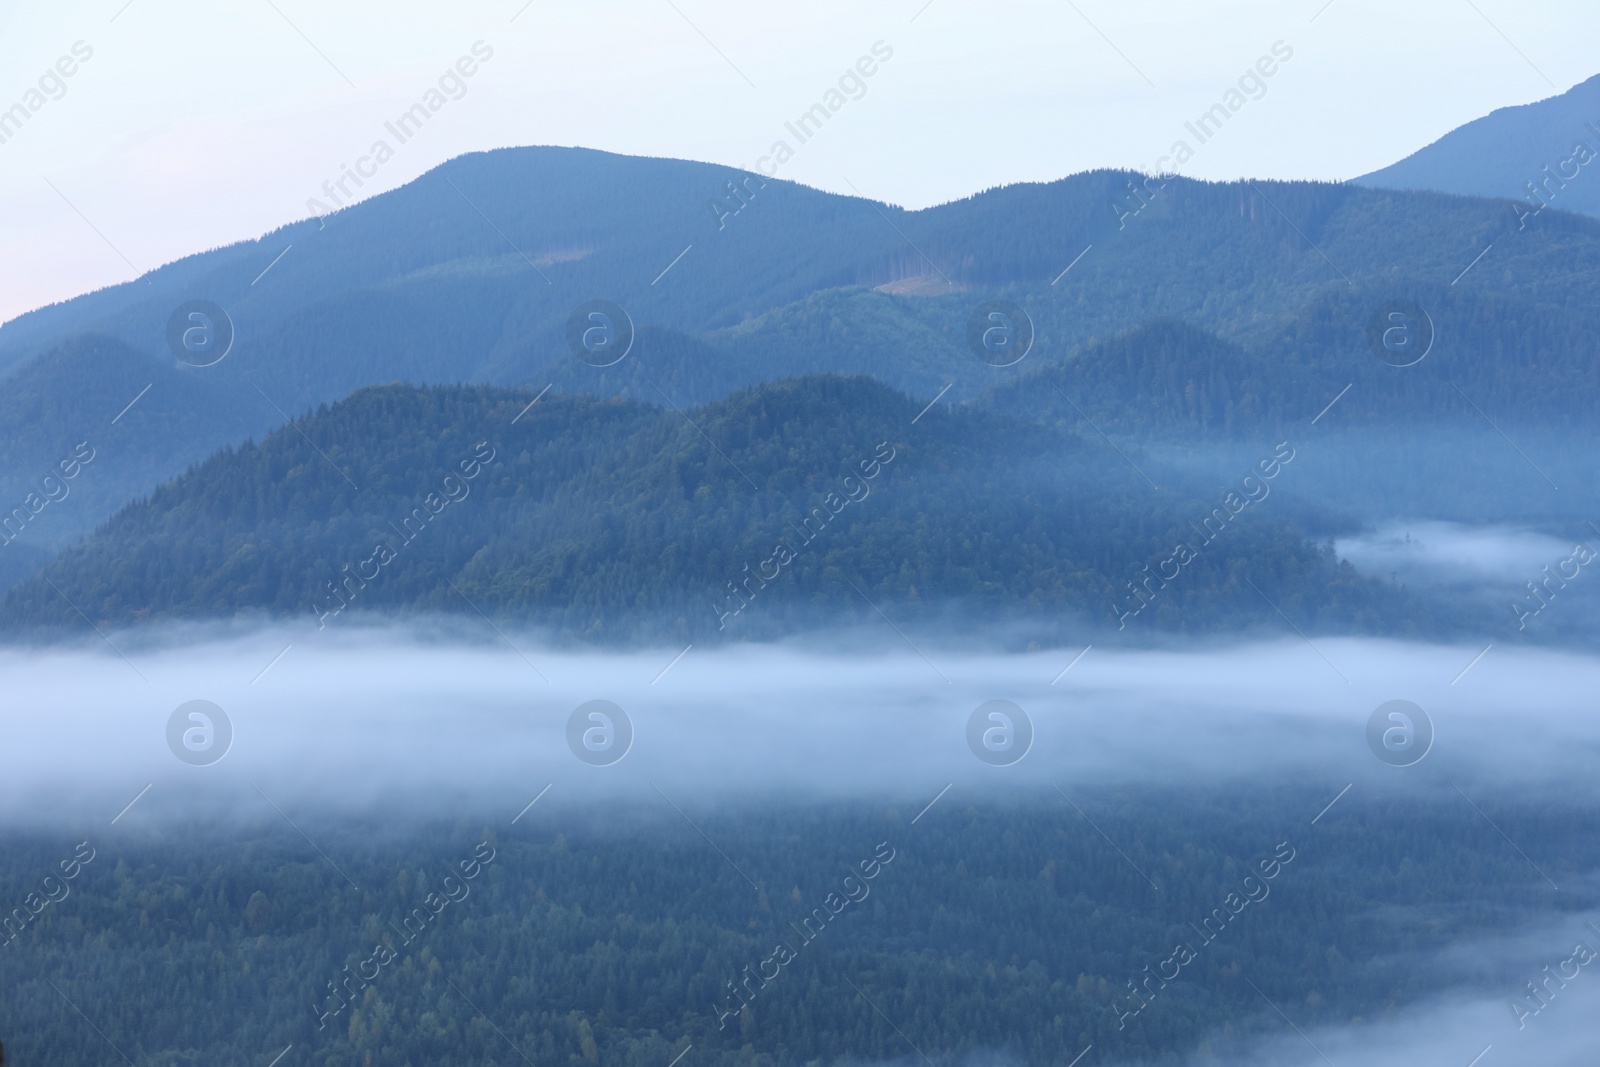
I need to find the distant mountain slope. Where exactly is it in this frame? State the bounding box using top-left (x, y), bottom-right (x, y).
top-left (986, 287), bottom-right (1600, 438)
top-left (1356, 73), bottom-right (1600, 220)
top-left (0, 335), bottom-right (275, 559)
top-left (0, 377), bottom-right (1443, 642)
top-left (979, 302), bottom-right (1600, 526)
top-left (7, 145), bottom-right (1600, 557)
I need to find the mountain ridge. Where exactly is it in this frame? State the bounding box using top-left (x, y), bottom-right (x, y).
top-left (1356, 73), bottom-right (1600, 220)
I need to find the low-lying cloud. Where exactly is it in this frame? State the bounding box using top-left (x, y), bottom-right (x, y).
top-left (1336, 520), bottom-right (1582, 587)
top-left (5, 624), bottom-right (1600, 825)
top-left (1111, 909), bottom-right (1600, 1067)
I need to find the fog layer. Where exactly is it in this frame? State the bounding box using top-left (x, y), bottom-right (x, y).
top-left (4, 625), bottom-right (1597, 824)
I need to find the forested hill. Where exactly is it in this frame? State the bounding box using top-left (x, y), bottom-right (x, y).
top-left (6, 144), bottom-right (1600, 556)
top-left (0, 376), bottom-right (1447, 642)
top-left (982, 286), bottom-right (1600, 438)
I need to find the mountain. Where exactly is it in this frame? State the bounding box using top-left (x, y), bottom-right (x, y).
top-left (9, 145), bottom-right (1600, 605)
top-left (6, 146), bottom-right (1600, 554)
top-left (1356, 73), bottom-right (1600, 221)
top-left (0, 375), bottom-right (1445, 643)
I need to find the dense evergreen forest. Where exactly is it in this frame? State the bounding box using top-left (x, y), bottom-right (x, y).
top-left (0, 785), bottom-right (1590, 1067)
top-left (0, 376), bottom-right (1452, 642)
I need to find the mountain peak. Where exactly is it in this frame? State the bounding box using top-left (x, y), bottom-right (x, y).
top-left (1355, 72), bottom-right (1600, 219)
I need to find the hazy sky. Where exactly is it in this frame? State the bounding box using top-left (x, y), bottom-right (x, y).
top-left (0, 0), bottom-right (1595, 322)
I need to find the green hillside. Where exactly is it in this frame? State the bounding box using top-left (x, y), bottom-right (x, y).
top-left (0, 376), bottom-right (1442, 642)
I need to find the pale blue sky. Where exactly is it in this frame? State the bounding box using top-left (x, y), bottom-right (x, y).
top-left (0, 0), bottom-right (1595, 322)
